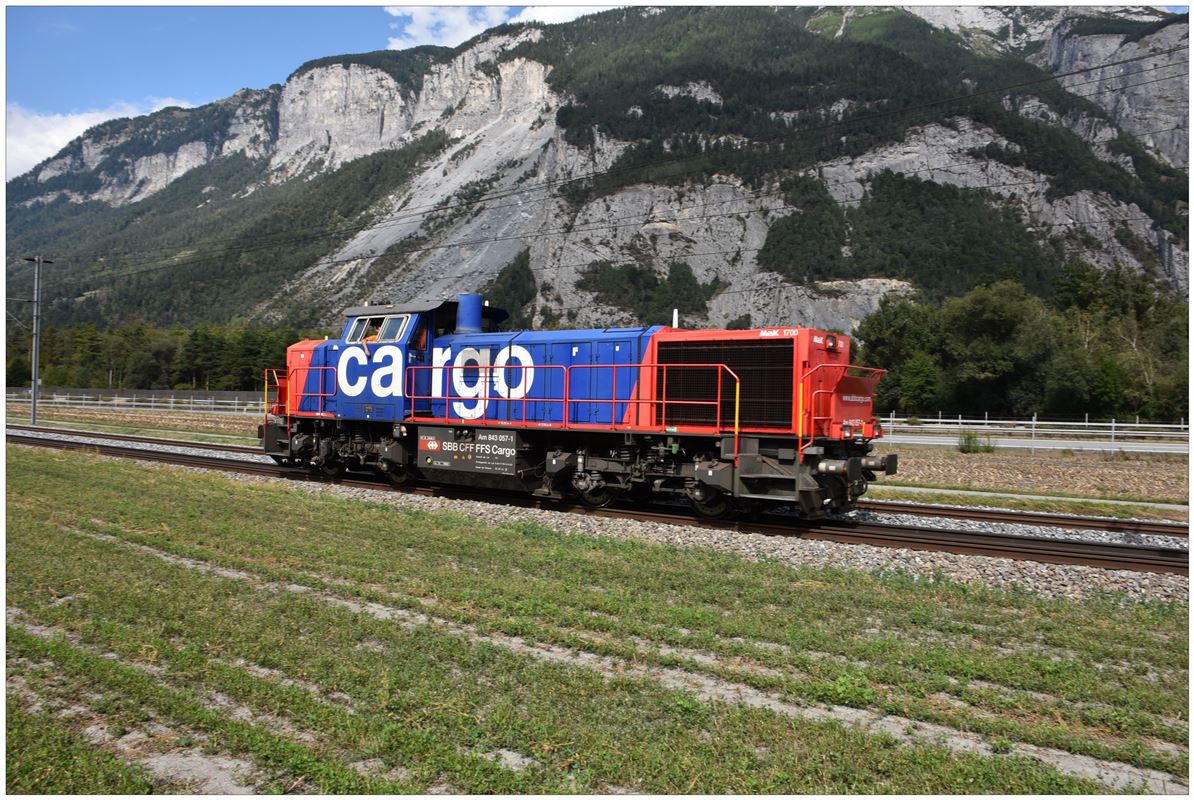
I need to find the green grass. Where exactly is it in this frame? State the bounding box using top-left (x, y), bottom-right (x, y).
top-left (6, 445), bottom-right (1188, 792)
top-left (6, 702), bottom-right (157, 793)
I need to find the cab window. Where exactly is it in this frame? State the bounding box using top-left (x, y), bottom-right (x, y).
top-left (347, 316), bottom-right (386, 343)
top-left (377, 315), bottom-right (409, 342)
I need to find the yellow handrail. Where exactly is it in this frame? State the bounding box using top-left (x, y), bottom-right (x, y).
top-left (796, 366), bottom-right (803, 463)
top-left (734, 380), bottom-right (740, 465)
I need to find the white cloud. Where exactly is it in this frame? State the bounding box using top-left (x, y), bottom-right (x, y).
top-left (6, 97), bottom-right (194, 181)
top-left (506, 6), bottom-right (620, 25)
top-left (385, 6), bottom-right (515, 48)
top-left (384, 5), bottom-right (623, 49)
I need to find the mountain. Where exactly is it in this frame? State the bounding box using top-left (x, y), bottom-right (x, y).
top-left (6, 6), bottom-right (1188, 334)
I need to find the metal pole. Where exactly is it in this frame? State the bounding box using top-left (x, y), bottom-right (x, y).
top-left (31, 257), bottom-right (40, 425)
top-left (23, 256), bottom-right (51, 426)
top-left (1031, 412), bottom-right (1036, 455)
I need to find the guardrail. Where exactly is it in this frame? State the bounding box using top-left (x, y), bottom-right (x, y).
top-left (884, 412), bottom-right (1188, 442)
top-left (6, 393), bottom-right (259, 416)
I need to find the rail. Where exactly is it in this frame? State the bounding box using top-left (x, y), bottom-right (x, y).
top-left (9, 430), bottom-right (1187, 576)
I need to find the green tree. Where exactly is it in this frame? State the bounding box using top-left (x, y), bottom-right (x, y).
top-left (897, 352), bottom-right (943, 413)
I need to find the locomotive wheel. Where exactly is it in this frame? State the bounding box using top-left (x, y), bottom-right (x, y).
top-left (689, 490), bottom-right (732, 520)
top-left (383, 465), bottom-right (413, 487)
top-left (320, 460), bottom-right (346, 480)
top-left (578, 485), bottom-right (616, 508)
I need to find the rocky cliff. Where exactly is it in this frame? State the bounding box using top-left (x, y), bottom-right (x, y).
top-left (6, 6), bottom-right (1188, 333)
top-left (1031, 15), bottom-right (1189, 166)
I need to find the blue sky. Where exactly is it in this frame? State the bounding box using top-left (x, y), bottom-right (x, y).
top-left (5, 5), bottom-right (615, 178)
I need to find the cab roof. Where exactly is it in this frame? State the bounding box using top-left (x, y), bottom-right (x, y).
top-left (342, 299), bottom-right (509, 326)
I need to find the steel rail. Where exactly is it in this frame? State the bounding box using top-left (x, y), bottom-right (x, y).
top-left (6, 424), bottom-right (260, 454)
top-left (857, 500), bottom-right (1188, 538)
top-left (8, 432), bottom-right (1187, 576)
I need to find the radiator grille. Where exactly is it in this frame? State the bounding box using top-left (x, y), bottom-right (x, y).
top-left (656, 340), bottom-right (794, 429)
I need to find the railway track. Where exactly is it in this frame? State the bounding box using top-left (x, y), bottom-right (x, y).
top-left (7, 428), bottom-right (1189, 576)
top-left (6, 423), bottom-right (259, 455)
top-left (857, 499), bottom-right (1188, 538)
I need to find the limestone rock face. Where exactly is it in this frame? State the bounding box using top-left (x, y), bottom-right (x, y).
top-left (270, 29), bottom-right (545, 178)
top-left (655, 81), bottom-right (723, 105)
top-left (1031, 18), bottom-right (1189, 166)
top-left (815, 119), bottom-right (1187, 292)
top-left (902, 6), bottom-right (1168, 53)
top-left (271, 64), bottom-right (409, 176)
top-left (902, 6), bottom-right (1186, 165)
top-left (23, 88), bottom-right (277, 207)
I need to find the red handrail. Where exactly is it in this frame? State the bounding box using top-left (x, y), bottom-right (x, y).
top-left (403, 361), bottom-right (741, 460)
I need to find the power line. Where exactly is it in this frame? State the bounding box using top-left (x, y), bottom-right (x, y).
top-left (6, 310), bottom-right (29, 330)
top-left (79, 169), bottom-right (1162, 287)
top-left (47, 50), bottom-right (1190, 273)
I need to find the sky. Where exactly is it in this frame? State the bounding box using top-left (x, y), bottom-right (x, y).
top-left (5, 5), bottom-right (617, 179)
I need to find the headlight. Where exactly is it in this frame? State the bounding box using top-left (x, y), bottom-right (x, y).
top-left (841, 424), bottom-right (852, 438)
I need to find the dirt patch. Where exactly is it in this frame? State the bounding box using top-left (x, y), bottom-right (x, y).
top-left (462, 746), bottom-right (540, 771)
top-left (427, 775), bottom-right (458, 794)
top-left (876, 445), bottom-right (1188, 502)
top-left (137, 751), bottom-right (257, 794)
top-left (349, 757), bottom-right (413, 783)
top-left (7, 648), bottom-right (260, 793)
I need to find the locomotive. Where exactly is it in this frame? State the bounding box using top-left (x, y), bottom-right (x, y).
top-left (259, 293), bottom-right (897, 518)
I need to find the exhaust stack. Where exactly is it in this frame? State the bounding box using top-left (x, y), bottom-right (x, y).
top-left (455, 293), bottom-right (483, 334)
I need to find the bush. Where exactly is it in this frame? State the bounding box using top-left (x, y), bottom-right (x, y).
top-left (957, 429), bottom-right (996, 453)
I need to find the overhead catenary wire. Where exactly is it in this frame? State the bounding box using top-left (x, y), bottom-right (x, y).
top-left (66, 114), bottom-right (1185, 287)
top-left (67, 65), bottom-right (1189, 287)
top-left (40, 49), bottom-right (1189, 275)
top-left (88, 211), bottom-right (1165, 288)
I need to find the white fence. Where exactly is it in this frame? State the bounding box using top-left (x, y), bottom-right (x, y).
top-left (884, 412), bottom-right (1188, 443)
top-left (6, 392), bottom-right (260, 416)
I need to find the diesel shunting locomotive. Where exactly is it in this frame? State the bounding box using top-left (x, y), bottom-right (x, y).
top-left (260, 293), bottom-right (897, 518)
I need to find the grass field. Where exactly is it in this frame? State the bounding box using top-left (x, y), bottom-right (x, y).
top-left (5, 445), bottom-right (1188, 793)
